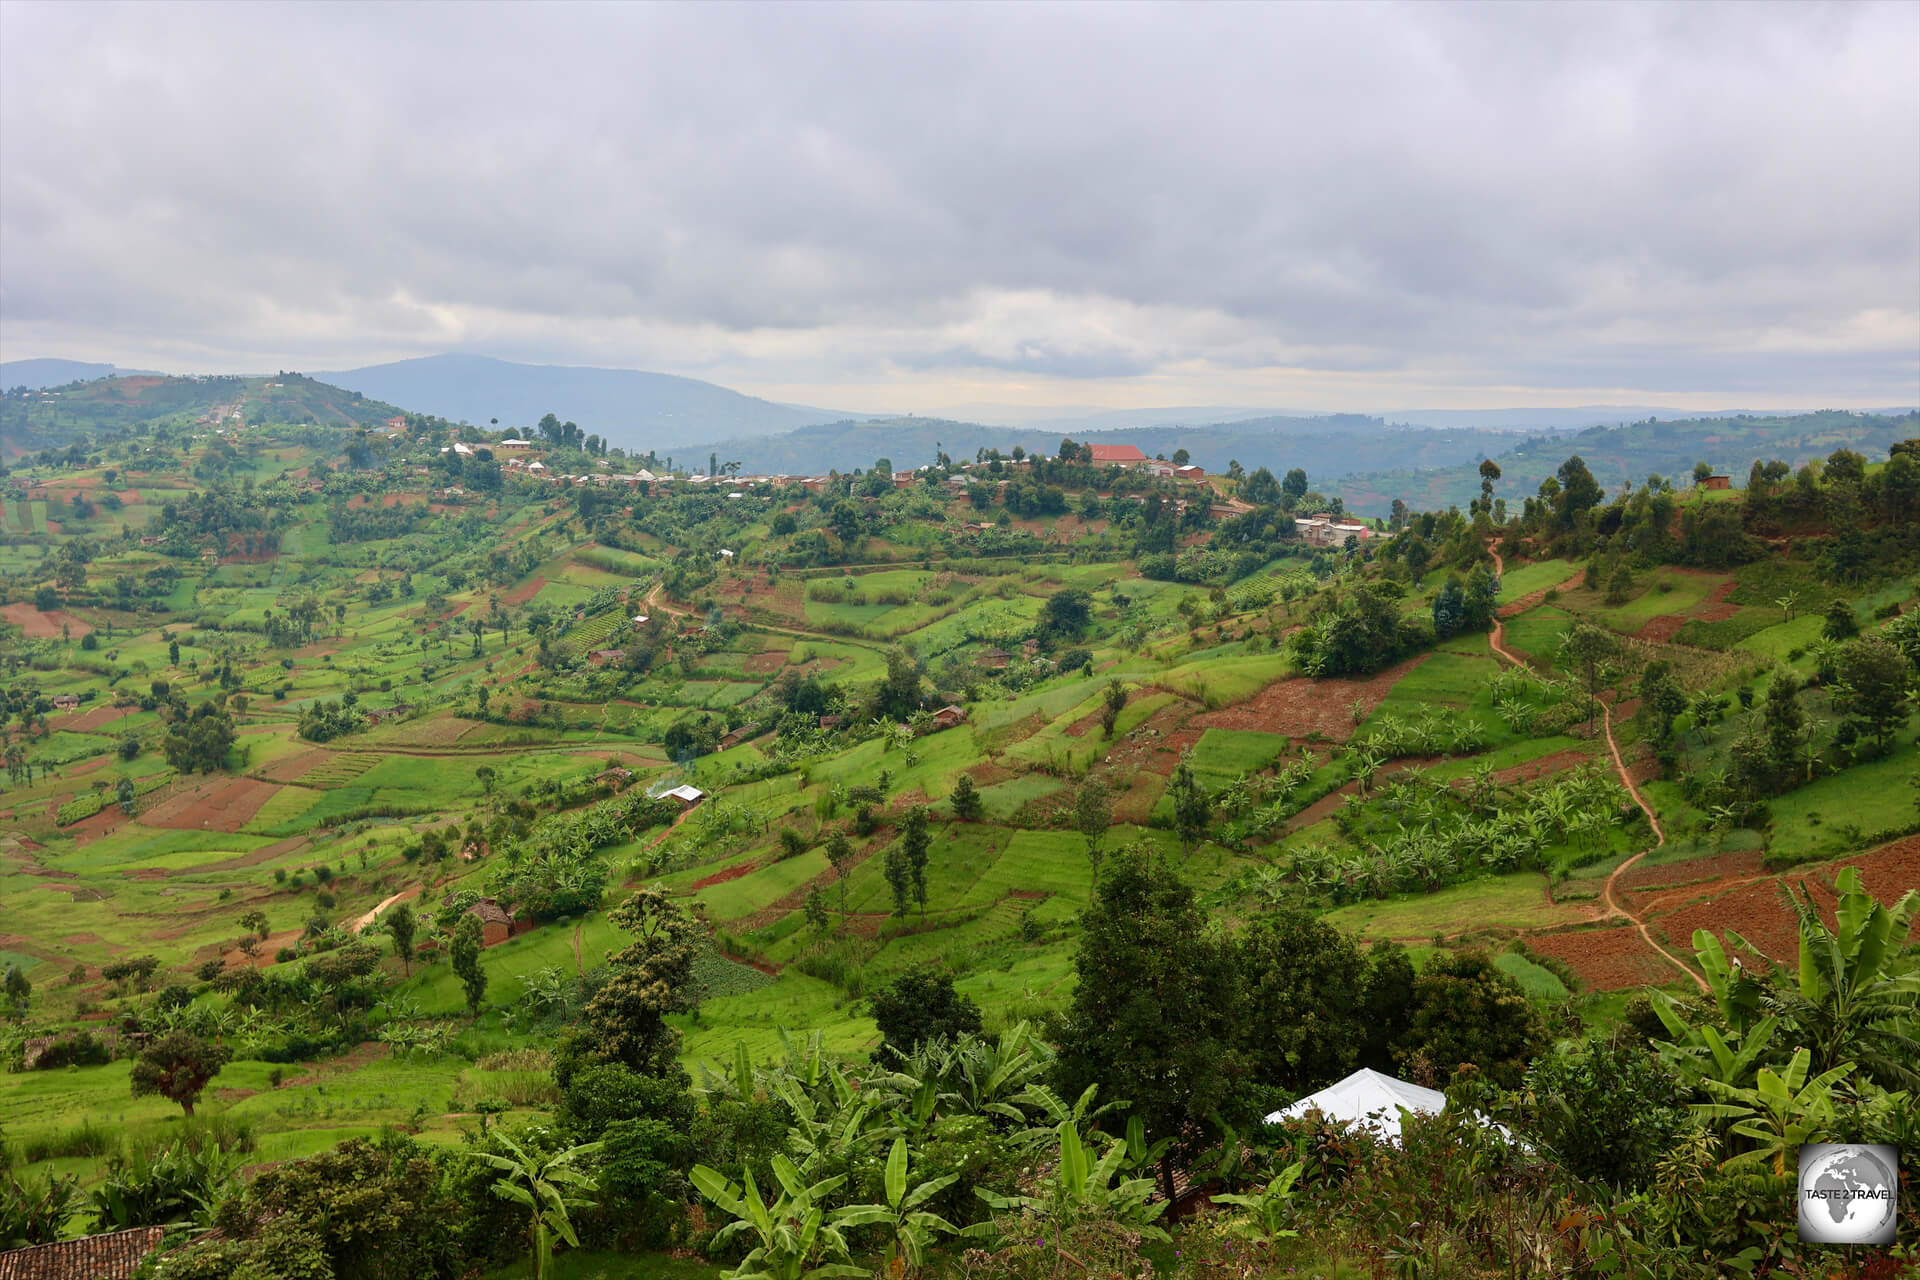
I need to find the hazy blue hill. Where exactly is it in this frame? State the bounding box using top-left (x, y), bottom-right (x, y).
top-left (1380, 405), bottom-right (1782, 431)
top-left (1331, 409), bottom-right (1920, 515)
top-left (670, 414), bottom-right (1539, 481)
top-left (312, 354), bottom-right (863, 448)
top-left (0, 358), bottom-right (155, 389)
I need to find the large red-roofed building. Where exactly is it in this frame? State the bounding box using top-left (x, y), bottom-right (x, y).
top-left (1086, 444), bottom-right (1147, 465)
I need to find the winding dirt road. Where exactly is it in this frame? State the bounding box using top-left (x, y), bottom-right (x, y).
top-left (1487, 549), bottom-right (1706, 992)
top-left (350, 885), bottom-right (420, 934)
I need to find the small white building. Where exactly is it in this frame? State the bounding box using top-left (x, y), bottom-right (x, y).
top-left (661, 784), bottom-right (706, 808)
top-left (1264, 1069), bottom-right (1445, 1144)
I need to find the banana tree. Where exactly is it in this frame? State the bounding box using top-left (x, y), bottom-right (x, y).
top-left (973, 1121), bottom-right (1168, 1241)
top-left (1650, 1006), bottom-right (1780, 1092)
top-left (1695, 1047), bottom-right (1853, 1175)
top-left (1769, 867), bottom-right (1920, 1088)
top-left (1210, 1159), bottom-right (1305, 1243)
top-left (690, 1155), bottom-right (869, 1280)
top-left (835, 1137), bottom-right (959, 1275)
top-left (467, 1133), bottom-right (602, 1280)
top-left (769, 1073), bottom-right (876, 1181)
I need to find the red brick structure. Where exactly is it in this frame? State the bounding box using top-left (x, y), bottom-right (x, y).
top-left (466, 898), bottom-right (517, 947)
top-left (0, 1226), bottom-right (166, 1280)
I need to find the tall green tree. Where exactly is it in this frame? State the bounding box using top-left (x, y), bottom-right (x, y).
top-left (948, 773), bottom-right (982, 822)
top-left (385, 903), bottom-right (417, 976)
top-left (579, 889), bottom-right (701, 1078)
top-left (1358, 940), bottom-right (1417, 1073)
top-left (1099, 679), bottom-right (1128, 739)
top-left (1396, 948), bottom-right (1545, 1089)
top-left (2, 965), bottom-right (30, 1020)
top-left (1551, 455), bottom-right (1603, 531)
top-left (1822, 598), bottom-right (1859, 640)
top-left (1073, 778), bottom-right (1112, 896)
top-left (875, 648), bottom-right (923, 721)
top-left (1559, 621), bottom-right (1619, 737)
top-left (1831, 635), bottom-right (1910, 756)
top-left (1053, 846), bottom-right (1244, 1204)
top-left (868, 969), bottom-right (982, 1060)
top-left (130, 1031), bottom-right (231, 1118)
top-left (450, 914), bottom-right (487, 1020)
top-left (1638, 660), bottom-right (1688, 753)
top-left (900, 807), bottom-right (931, 922)
top-left (1761, 671), bottom-right (1804, 785)
top-left (825, 830), bottom-right (855, 929)
top-left (883, 846), bottom-right (912, 919)
top-left (1235, 909), bottom-right (1366, 1093)
top-left (1167, 756), bottom-right (1210, 854)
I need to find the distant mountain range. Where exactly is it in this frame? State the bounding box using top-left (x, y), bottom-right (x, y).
top-left (1328, 408), bottom-right (1920, 515)
top-left (665, 413), bottom-right (1548, 490)
top-left (309, 354), bottom-right (866, 447)
top-left (1, 358), bottom-right (158, 388)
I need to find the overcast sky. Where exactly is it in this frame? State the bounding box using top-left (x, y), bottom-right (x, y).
top-left (3, 1), bottom-right (1916, 413)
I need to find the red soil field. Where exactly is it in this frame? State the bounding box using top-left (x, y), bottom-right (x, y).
top-left (0, 603), bottom-right (92, 638)
top-left (1111, 772), bottom-right (1166, 824)
top-left (1190, 652), bottom-right (1432, 740)
top-left (1489, 748), bottom-right (1594, 785)
top-left (1529, 922), bottom-right (1688, 990)
top-left (63, 704), bottom-right (138, 732)
top-left (503, 575), bottom-right (548, 606)
top-left (691, 859), bottom-right (762, 891)
top-left (1497, 571), bottom-right (1587, 619)
top-left (262, 748), bottom-right (330, 782)
top-left (1648, 875), bottom-right (1837, 971)
top-left (1618, 849), bottom-right (1766, 898)
top-left (1547, 838), bottom-right (1920, 989)
top-left (1284, 781), bottom-right (1356, 834)
top-left (1139, 725), bottom-right (1203, 776)
top-left (140, 777), bottom-right (282, 832)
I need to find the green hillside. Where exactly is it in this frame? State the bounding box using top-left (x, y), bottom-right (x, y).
top-left (0, 373), bottom-right (409, 453)
top-left (0, 410), bottom-right (1914, 1278)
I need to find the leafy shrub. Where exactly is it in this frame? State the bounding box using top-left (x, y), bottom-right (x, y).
top-left (29, 1032), bottom-right (112, 1071)
top-left (56, 792), bottom-right (106, 825)
top-left (18, 1118), bottom-right (115, 1161)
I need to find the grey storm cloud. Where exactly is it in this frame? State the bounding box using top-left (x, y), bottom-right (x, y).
top-left (1, 0), bottom-right (1916, 404)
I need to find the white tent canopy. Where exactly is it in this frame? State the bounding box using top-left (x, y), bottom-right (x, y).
top-left (1263, 1068), bottom-right (1447, 1144)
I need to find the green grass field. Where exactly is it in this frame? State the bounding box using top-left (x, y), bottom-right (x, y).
top-left (1495, 558), bottom-right (1577, 603)
top-left (1321, 872), bottom-right (1588, 939)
